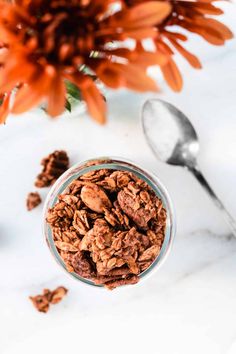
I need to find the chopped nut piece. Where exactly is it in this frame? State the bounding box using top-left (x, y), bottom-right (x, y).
top-left (93, 276), bottom-right (121, 285)
top-left (60, 251), bottom-right (74, 272)
top-left (138, 260), bottom-right (153, 272)
top-left (106, 266), bottom-right (131, 277)
top-left (29, 286), bottom-right (68, 313)
top-left (50, 286), bottom-right (68, 304)
top-left (46, 168), bottom-right (167, 290)
top-left (29, 294), bottom-right (49, 313)
top-left (117, 189), bottom-right (156, 229)
top-left (110, 171), bottom-right (131, 188)
top-left (35, 150), bottom-right (69, 188)
top-left (72, 251), bottom-right (95, 278)
top-left (125, 256), bottom-right (139, 274)
top-left (105, 275), bottom-right (139, 290)
top-left (59, 194), bottom-right (79, 205)
top-left (97, 177), bottom-right (117, 191)
top-left (138, 245), bottom-right (160, 262)
top-left (107, 257), bottom-right (117, 269)
top-left (54, 241), bottom-right (79, 252)
top-left (73, 210), bottom-right (90, 235)
top-left (81, 183), bottom-right (112, 213)
top-left (79, 169), bottom-right (110, 182)
top-left (26, 192), bottom-right (41, 211)
top-left (104, 208), bottom-right (119, 226)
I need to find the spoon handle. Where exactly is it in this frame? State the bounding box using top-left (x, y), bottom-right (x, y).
top-left (188, 165), bottom-right (236, 238)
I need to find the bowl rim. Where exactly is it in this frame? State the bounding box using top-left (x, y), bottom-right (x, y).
top-left (43, 156), bottom-right (176, 289)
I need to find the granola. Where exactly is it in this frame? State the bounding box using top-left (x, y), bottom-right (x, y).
top-left (29, 286), bottom-right (68, 313)
top-left (46, 169), bottom-right (167, 290)
top-left (26, 192), bottom-right (42, 211)
top-left (35, 150), bottom-right (69, 188)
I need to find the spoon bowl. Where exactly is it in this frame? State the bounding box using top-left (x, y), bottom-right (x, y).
top-left (142, 99), bottom-right (199, 168)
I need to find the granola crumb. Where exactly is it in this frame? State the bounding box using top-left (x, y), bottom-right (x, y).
top-left (29, 286), bottom-right (68, 313)
top-left (35, 150), bottom-right (69, 188)
top-left (26, 192), bottom-right (42, 211)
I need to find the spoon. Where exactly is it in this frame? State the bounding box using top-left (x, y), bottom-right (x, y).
top-left (142, 98), bottom-right (236, 237)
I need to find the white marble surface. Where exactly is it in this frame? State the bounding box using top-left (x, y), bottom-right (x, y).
top-left (1, 6), bottom-right (236, 354)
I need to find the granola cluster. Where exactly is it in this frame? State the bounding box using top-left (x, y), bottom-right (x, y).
top-left (26, 192), bottom-right (42, 211)
top-left (26, 150), bottom-right (70, 211)
top-left (35, 150), bottom-right (69, 188)
top-left (29, 286), bottom-right (68, 313)
top-left (46, 169), bottom-right (167, 290)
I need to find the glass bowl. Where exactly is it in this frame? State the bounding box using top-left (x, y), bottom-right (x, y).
top-left (43, 157), bottom-right (176, 288)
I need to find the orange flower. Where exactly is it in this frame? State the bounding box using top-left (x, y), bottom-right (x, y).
top-left (0, 0), bottom-right (171, 124)
top-left (123, 0), bottom-right (233, 91)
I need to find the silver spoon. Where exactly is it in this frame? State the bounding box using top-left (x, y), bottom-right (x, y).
top-left (142, 98), bottom-right (236, 237)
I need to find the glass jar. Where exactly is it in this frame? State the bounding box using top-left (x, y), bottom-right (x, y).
top-left (43, 157), bottom-right (176, 288)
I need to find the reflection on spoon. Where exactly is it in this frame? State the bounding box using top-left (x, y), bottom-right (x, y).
top-left (142, 99), bottom-right (236, 237)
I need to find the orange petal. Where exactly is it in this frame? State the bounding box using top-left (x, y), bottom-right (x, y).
top-left (102, 48), bottom-right (133, 60)
top-left (96, 62), bottom-right (158, 92)
top-left (12, 71), bottom-right (51, 114)
top-left (81, 80), bottom-right (106, 124)
top-left (180, 20), bottom-right (225, 45)
top-left (87, 0), bottom-right (113, 16)
top-left (0, 56), bottom-right (35, 92)
top-left (155, 40), bottom-right (174, 55)
top-left (191, 0), bottom-right (224, 2)
top-left (103, 46), bottom-right (167, 67)
top-left (130, 51), bottom-right (168, 68)
top-left (161, 30), bottom-right (187, 42)
top-left (0, 64), bottom-right (23, 92)
top-left (94, 65), bottom-right (124, 89)
top-left (96, 26), bottom-right (157, 40)
top-left (167, 38), bottom-right (202, 69)
top-left (0, 93), bottom-right (11, 124)
top-left (188, 2), bottom-right (223, 15)
top-left (161, 58), bottom-right (183, 92)
top-left (47, 75), bottom-right (66, 117)
top-left (0, 46), bottom-right (9, 64)
top-left (194, 18), bottom-right (233, 40)
top-left (109, 1), bottom-right (171, 29)
top-left (119, 27), bottom-right (158, 40)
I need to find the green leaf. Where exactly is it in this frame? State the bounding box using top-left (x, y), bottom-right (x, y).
top-left (65, 80), bottom-right (81, 101)
top-left (65, 99), bottom-right (72, 112)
